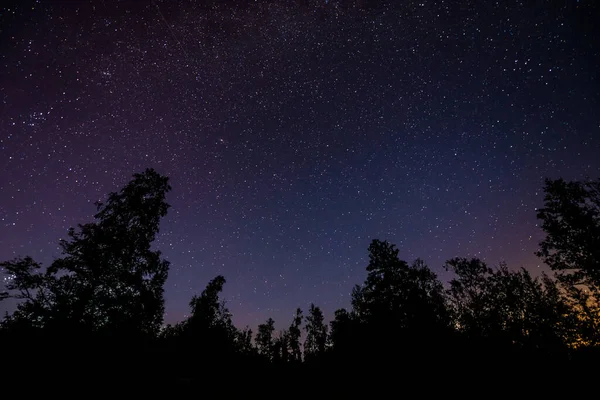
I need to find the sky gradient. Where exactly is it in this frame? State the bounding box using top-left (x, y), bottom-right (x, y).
top-left (1, 0), bottom-right (598, 329)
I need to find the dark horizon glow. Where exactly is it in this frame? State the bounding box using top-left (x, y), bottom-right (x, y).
top-left (1, 0), bottom-right (598, 329)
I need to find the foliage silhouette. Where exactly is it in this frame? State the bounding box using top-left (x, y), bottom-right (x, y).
top-left (536, 177), bottom-right (600, 351)
top-left (256, 317), bottom-right (276, 361)
top-left (1, 168), bottom-right (172, 386)
top-left (166, 275), bottom-right (238, 349)
top-left (287, 307), bottom-right (303, 363)
top-left (269, 307), bottom-right (304, 364)
top-left (273, 328), bottom-right (290, 363)
top-left (1, 168), bottom-right (171, 337)
top-left (350, 240), bottom-right (450, 356)
top-left (304, 303), bottom-right (328, 362)
top-left (1, 172), bottom-right (600, 388)
top-left (445, 257), bottom-right (575, 353)
top-left (536, 178), bottom-right (600, 290)
top-left (329, 307), bottom-right (354, 354)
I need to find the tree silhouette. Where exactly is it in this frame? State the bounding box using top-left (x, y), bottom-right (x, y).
top-left (185, 276), bottom-right (238, 348)
top-left (1, 168), bottom-right (171, 337)
top-left (3, 169), bottom-right (600, 387)
top-left (287, 307), bottom-right (303, 363)
top-left (329, 308), bottom-right (354, 353)
top-left (256, 317), bottom-right (275, 361)
top-left (273, 329), bottom-right (289, 363)
top-left (0, 256), bottom-right (55, 329)
top-left (188, 276), bottom-right (233, 330)
top-left (318, 239), bottom-right (452, 368)
top-left (351, 240), bottom-right (449, 336)
top-left (158, 275), bottom-right (245, 383)
top-left (268, 310), bottom-right (304, 365)
top-left (304, 303), bottom-right (328, 362)
top-left (565, 285), bottom-right (600, 348)
top-left (536, 178), bottom-right (600, 290)
top-left (445, 257), bottom-right (575, 353)
top-left (237, 326), bottom-right (256, 356)
top-left (535, 178), bottom-right (600, 352)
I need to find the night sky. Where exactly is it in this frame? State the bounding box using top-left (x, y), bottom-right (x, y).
top-left (1, 0), bottom-right (598, 329)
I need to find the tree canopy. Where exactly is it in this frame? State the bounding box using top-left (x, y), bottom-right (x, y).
top-left (2, 171), bottom-right (600, 389)
top-left (1, 168), bottom-right (171, 337)
top-left (536, 178), bottom-right (600, 290)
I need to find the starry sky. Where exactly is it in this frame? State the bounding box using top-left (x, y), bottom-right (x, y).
top-left (1, 0), bottom-right (598, 329)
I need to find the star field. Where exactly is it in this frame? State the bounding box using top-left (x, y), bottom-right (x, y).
top-left (1, 0), bottom-right (598, 328)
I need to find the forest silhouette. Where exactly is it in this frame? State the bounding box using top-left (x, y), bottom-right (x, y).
top-left (2, 168), bottom-right (599, 391)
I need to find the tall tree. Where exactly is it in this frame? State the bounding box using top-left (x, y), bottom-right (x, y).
top-left (1, 168), bottom-right (171, 337)
top-left (329, 308), bottom-right (353, 352)
top-left (536, 178), bottom-right (600, 290)
top-left (237, 326), bottom-right (255, 355)
top-left (256, 317), bottom-right (275, 361)
top-left (304, 303), bottom-right (328, 361)
top-left (273, 330), bottom-right (290, 364)
top-left (166, 275), bottom-right (240, 364)
top-left (351, 240), bottom-right (449, 333)
top-left (287, 308), bottom-right (303, 363)
top-left (187, 276), bottom-right (237, 342)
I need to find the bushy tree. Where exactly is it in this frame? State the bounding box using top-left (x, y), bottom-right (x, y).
top-left (158, 275), bottom-right (245, 382)
top-left (536, 178), bottom-right (600, 290)
top-left (0, 257), bottom-right (55, 329)
top-left (560, 285), bottom-right (600, 349)
top-left (1, 168), bottom-right (171, 337)
top-left (184, 276), bottom-right (238, 345)
top-left (445, 257), bottom-right (575, 351)
top-left (351, 240), bottom-right (449, 334)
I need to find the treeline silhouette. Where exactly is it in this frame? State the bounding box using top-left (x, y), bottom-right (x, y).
top-left (1, 169), bottom-right (599, 391)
